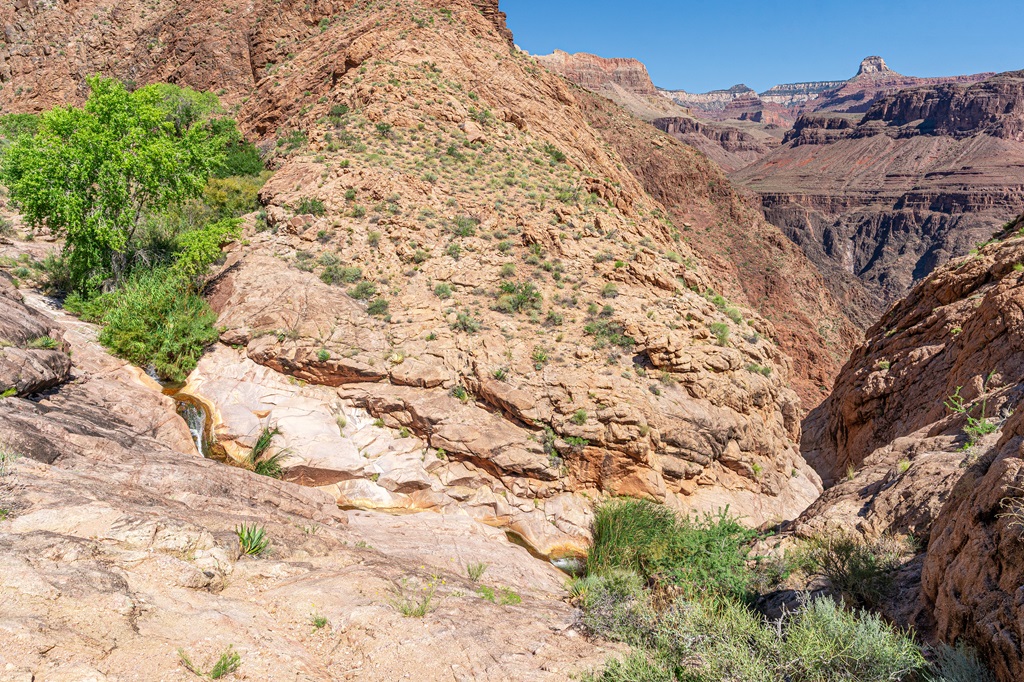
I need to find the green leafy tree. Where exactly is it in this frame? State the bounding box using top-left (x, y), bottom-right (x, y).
top-left (1, 77), bottom-right (226, 291)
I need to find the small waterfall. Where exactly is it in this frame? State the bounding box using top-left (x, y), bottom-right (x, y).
top-left (176, 397), bottom-right (210, 457)
top-left (148, 366), bottom-right (212, 458)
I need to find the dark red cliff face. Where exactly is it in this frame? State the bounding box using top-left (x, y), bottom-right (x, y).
top-left (732, 70), bottom-right (1024, 321)
top-left (860, 70), bottom-right (1024, 139)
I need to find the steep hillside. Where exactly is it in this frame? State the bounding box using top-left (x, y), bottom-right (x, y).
top-left (524, 51), bottom-right (858, 398)
top-left (733, 70), bottom-right (1024, 313)
top-left (797, 215), bottom-right (1024, 681)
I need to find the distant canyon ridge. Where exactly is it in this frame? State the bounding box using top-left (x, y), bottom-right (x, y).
top-left (536, 50), bottom-right (1024, 324)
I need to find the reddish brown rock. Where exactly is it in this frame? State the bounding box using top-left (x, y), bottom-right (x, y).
top-left (798, 224), bottom-right (1024, 680)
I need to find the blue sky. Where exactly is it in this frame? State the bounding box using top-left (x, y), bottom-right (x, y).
top-left (501, 0), bottom-right (1023, 93)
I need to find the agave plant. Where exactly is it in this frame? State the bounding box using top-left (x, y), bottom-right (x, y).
top-left (235, 523), bottom-right (269, 556)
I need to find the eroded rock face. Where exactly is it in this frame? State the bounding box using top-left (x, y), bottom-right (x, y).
top-left (798, 225), bottom-right (1024, 680)
top-left (0, 252), bottom-right (614, 681)
top-left (0, 273), bottom-right (70, 396)
top-left (535, 50), bottom-right (659, 97)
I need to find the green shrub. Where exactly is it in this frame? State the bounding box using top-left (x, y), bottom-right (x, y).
top-left (71, 269), bottom-right (219, 382)
top-left (583, 319), bottom-right (635, 349)
top-left (926, 643), bottom-right (996, 682)
top-left (451, 310), bottom-right (480, 333)
top-left (215, 138), bottom-right (264, 177)
top-left (543, 143), bottom-right (566, 163)
top-left (321, 264), bottom-right (362, 285)
top-left (433, 282), bottom-right (452, 299)
top-left (496, 281), bottom-right (542, 314)
top-left (808, 532), bottom-right (900, 608)
top-left (294, 196), bottom-right (326, 216)
top-left (349, 280), bottom-right (377, 300)
top-left (366, 298), bottom-right (389, 316)
top-left (710, 322), bottom-right (730, 346)
top-left (451, 215), bottom-right (479, 237)
top-left (587, 499), bottom-right (755, 600)
top-left (782, 599), bottom-right (925, 680)
top-left (203, 174), bottom-right (269, 219)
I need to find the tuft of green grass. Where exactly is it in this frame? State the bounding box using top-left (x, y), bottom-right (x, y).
top-left (178, 645), bottom-right (241, 679)
top-left (247, 425), bottom-right (287, 479)
top-left (391, 579), bottom-right (436, 617)
top-left (310, 612), bottom-right (329, 630)
top-left (586, 498), bottom-right (755, 600)
top-left (235, 523), bottom-right (269, 556)
top-left (209, 647), bottom-right (241, 679)
top-left (27, 335), bottom-right (59, 349)
top-left (466, 562), bottom-right (488, 582)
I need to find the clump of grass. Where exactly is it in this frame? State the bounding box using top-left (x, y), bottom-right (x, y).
top-left (246, 425), bottom-right (287, 479)
top-left (709, 322), bottom-right (730, 346)
top-left (235, 523), bottom-right (269, 556)
top-left (466, 562), bottom-right (488, 582)
top-left (586, 499), bottom-right (754, 600)
top-left (807, 532), bottom-right (901, 608)
top-left (310, 612), bottom-right (329, 630)
top-left (391, 578), bottom-right (436, 617)
top-left (27, 335), bottom-right (58, 349)
top-left (178, 645), bottom-right (241, 679)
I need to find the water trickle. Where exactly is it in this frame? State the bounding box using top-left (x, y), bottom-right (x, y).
top-left (148, 366), bottom-right (212, 458)
top-left (175, 396), bottom-right (211, 458)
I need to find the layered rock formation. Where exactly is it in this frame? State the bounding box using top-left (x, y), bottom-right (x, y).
top-left (796, 218), bottom-right (1024, 680)
top-left (533, 49), bottom-right (693, 122)
top-left (663, 56), bottom-right (993, 126)
top-left (535, 50), bottom-right (658, 96)
top-left (0, 0), bottom-right (858, 550)
top-left (733, 70), bottom-right (1024, 315)
top-left (0, 270), bottom-right (613, 680)
top-left (652, 115), bottom-right (778, 172)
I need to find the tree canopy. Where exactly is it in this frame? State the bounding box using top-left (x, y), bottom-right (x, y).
top-left (0, 77), bottom-right (239, 291)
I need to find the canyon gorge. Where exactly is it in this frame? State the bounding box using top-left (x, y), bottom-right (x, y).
top-left (0, 0), bottom-right (1022, 679)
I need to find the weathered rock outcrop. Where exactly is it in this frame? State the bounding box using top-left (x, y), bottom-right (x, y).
top-left (733, 70), bottom-right (1024, 315)
top-left (663, 56), bottom-right (993, 125)
top-left (535, 50), bottom-right (658, 96)
top-left (798, 222), bottom-right (1024, 680)
top-left (0, 244), bottom-right (612, 681)
top-left (0, 272), bottom-right (70, 396)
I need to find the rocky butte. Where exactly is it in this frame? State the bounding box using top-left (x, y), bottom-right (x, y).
top-left (0, 0), bottom-right (1021, 680)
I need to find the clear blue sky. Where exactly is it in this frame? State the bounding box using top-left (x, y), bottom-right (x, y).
top-left (501, 0), bottom-right (1023, 93)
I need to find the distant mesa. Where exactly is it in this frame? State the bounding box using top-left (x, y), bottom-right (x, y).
top-left (856, 55), bottom-right (890, 76)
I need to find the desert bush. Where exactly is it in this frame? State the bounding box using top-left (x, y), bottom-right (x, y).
top-left (925, 643), bottom-right (996, 682)
top-left (67, 268), bottom-right (219, 382)
top-left (495, 281), bottom-right (541, 314)
top-left (587, 499), bottom-right (755, 600)
top-left (807, 532), bottom-right (901, 608)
